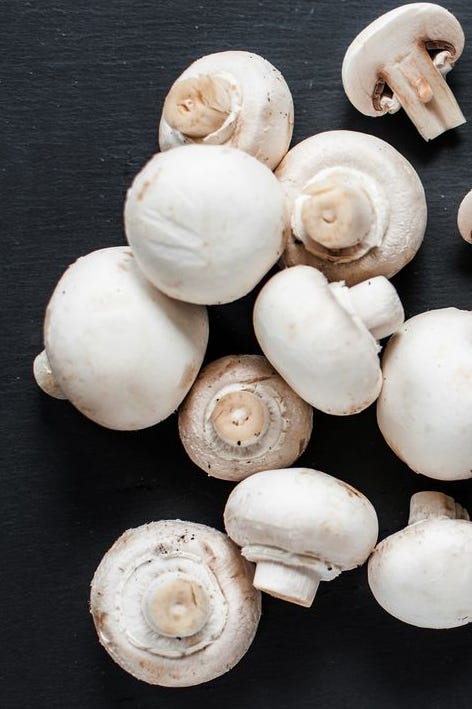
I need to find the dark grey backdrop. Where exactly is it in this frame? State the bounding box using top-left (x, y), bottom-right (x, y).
top-left (2, 1), bottom-right (472, 707)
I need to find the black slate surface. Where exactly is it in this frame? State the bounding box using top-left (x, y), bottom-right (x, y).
top-left (2, 1), bottom-right (472, 707)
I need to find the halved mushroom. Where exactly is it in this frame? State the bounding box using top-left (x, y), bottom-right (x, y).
top-left (224, 468), bottom-right (378, 607)
top-left (124, 144), bottom-right (286, 305)
top-left (457, 189), bottom-right (472, 243)
top-left (90, 520), bottom-right (261, 686)
top-left (276, 131), bottom-right (426, 284)
top-left (377, 307), bottom-right (472, 480)
top-left (178, 354), bottom-right (313, 481)
top-left (159, 50), bottom-right (294, 169)
top-left (34, 247), bottom-right (208, 430)
top-left (368, 492), bottom-right (472, 628)
top-left (342, 3), bottom-right (465, 140)
top-left (254, 265), bottom-right (404, 415)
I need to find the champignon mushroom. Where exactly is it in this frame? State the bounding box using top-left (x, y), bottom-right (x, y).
top-left (124, 144), bottom-right (286, 305)
top-left (34, 247), bottom-right (208, 430)
top-left (368, 492), bottom-right (472, 628)
top-left (342, 3), bottom-right (466, 140)
top-left (253, 265), bottom-right (404, 415)
top-left (377, 307), bottom-right (472, 480)
top-left (457, 189), bottom-right (472, 243)
top-left (159, 50), bottom-right (294, 170)
top-left (276, 131), bottom-right (426, 284)
top-left (178, 354), bottom-right (313, 481)
top-left (224, 468), bottom-right (378, 607)
top-left (90, 520), bottom-right (261, 686)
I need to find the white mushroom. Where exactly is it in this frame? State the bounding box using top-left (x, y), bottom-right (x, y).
top-left (224, 468), bottom-right (378, 607)
top-left (276, 131), bottom-right (427, 284)
top-left (124, 144), bottom-right (287, 305)
top-left (159, 50), bottom-right (294, 169)
top-left (377, 307), bottom-right (472, 480)
top-left (368, 492), bottom-right (472, 628)
top-left (457, 189), bottom-right (472, 243)
top-left (90, 520), bottom-right (261, 686)
top-left (342, 3), bottom-right (466, 140)
top-left (178, 354), bottom-right (313, 481)
top-left (254, 265), bottom-right (404, 415)
top-left (35, 247), bottom-right (208, 430)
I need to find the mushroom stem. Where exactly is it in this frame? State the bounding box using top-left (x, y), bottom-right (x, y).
top-left (162, 75), bottom-right (234, 139)
top-left (143, 575), bottom-right (210, 638)
top-left (408, 492), bottom-right (470, 526)
top-left (381, 49), bottom-right (465, 141)
top-left (347, 277), bottom-right (404, 339)
top-left (253, 561), bottom-right (321, 608)
top-left (210, 390), bottom-right (269, 447)
top-left (33, 350), bottom-right (67, 400)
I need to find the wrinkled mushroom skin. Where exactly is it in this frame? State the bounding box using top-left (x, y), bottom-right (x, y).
top-left (90, 520), bottom-right (261, 687)
top-left (159, 50), bottom-right (294, 170)
top-left (178, 355), bottom-right (313, 481)
top-left (276, 131), bottom-right (426, 285)
top-left (124, 145), bottom-right (287, 305)
top-left (342, 4), bottom-right (465, 140)
top-left (43, 247), bottom-right (209, 430)
top-left (224, 468), bottom-right (378, 607)
top-left (457, 189), bottom-right (472, 243)
top-left (368, 492), bottom-right (472, 628)
top-left (377, 308), bottom-right (472, 480)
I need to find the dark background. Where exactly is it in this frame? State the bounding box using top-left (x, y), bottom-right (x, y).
top-left (2, 1), bottom-right (472, 707)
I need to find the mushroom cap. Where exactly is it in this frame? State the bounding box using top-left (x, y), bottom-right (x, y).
top-left (44, 247), bottom-right (208, 430)
top-left (124, 144), bottom-right (286, 305)
top-left (159, 50), bottom-right (294, 170)
top-left (253, 265), bottom-right (382, 415)
top-left (224, 468), bottom-right (378, 570)
top-left (90, 520), bottom-right (261, 687)
top-left (368, 519), bottom-right (472, 628)
top-left (178, 354), bottom-right (313, 481)
top-left (377, 307), bottom-right (472, 480)
top-left (457, 189), bottom-right (472, 243)
top-left (276, 131), bottom-right (426, 284)
top-left (342, 3), bottom-right (464, 117)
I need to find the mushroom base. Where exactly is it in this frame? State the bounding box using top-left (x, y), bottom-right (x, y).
top-left (253, 560), bottom-right (321, 607)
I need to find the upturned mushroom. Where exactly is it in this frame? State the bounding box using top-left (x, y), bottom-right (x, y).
top-left (90, 520), bottom-right (261, 686)
top-left (224, 467), bottom-right (378, 607)
top-left (124, 144), bottom-right (286, 305)
top-left (368, 492), bottom-right (472, 628)
top-left (457, 189), bottom-right (472, 243)
top-left (377, 308), bottom-right (472, 480)
top-left (34, 247), bottom-right (208, 430)
top-left (276, 131), bottom-right (426, 284)
top-left (342, 3), bottom-right (466, 140)
top-left (253, 265), bottom-right (404, 415)
top-left (159, 50), bottom-right (294, 169)
top-left (178, 354), bottom-right (313, 481)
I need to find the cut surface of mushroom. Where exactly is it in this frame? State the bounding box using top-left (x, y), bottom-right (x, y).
top-left (342, 3), bottom-right (465, 140)
top-left (159, 51), bottom-right (294, 169)
top-left (277, 131), bottom-right (426, 284)
top-left (368, 492), bottom-right (472, 628)
top-left (38, 247), bottom-right (208, 430)
top-left (253, 265), bottom-right (404, 416)
top-left (377, 308), bottom-right (472, 480)
top-left (457, 189), bottom-right (472, 243)
top-left (33, 350), bottom-right (66, 400)
top-left (124, 144), bottom-right (286, 305)
top-left (90, 520), bottom-right (261, 687)
top-left (224, 468), bottom-right (378, 607)
top-left (178, 355), bottom-right (313, 481)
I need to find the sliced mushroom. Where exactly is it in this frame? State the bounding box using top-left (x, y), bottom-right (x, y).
top-left (124, 144), bottom-right (286, 305)
top-left (368, 492), bottom-right (472, 628)
top-left (178, 354), bottom-right (313, 481)
top-left (342, 3), bottom-right (465, 140)
top-left (457, 189), bottom-right (472, 243)
top-left (276, 131), bottom-right (426, 284)
top-left (224, 468), bottom-right (378, 607)
top-left (90, 520), bottom-right (261, 686)
top-left (34, 247), bottom-right (208, 430)
top-left (159, 50), bottom-right (294, 169)
top-left (254, 265), bottom-right (404, 415)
